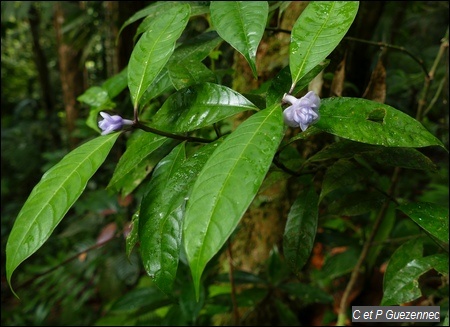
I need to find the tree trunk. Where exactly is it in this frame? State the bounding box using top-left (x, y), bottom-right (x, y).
top-left (54, 1), bottom-right (84, 149)
top-left (28, 4), bottom-right (55, 116)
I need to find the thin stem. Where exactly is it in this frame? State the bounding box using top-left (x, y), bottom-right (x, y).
top-left (344, 36), bottom-right (429, 79)
top-left (227, 240), bottom-right (240, 326)
top-left (16, 232), bottom-right (119, 291)
top-left (133, 121), bottom-right (214, 143)
top-left (416, 31), bottom-right (449, 120)
top-left (423, 77), bottom-right (446, 117)
top-left (336, 167), bottom-right (401, 326)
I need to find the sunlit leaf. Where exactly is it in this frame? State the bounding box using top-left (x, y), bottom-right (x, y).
top-left (6, 133), bottom-right (120, 295)
top-left (128, 3), bottom-right (190, 107)
top-left (315, 97), bottom-right (445, 148)
top-left (290, 1), bottom-right (358, 89)
top-left (283, 182), bottom-right (319, 276)
top-left (183, 103), bottom-right (284, 299)
top-left (149, 83), bottom-right (258, 132)
top-left (210, 1), bottom-right (268, 78)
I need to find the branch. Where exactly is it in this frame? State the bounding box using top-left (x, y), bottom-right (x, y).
top-left (133, 121), bottom-right (214, 143)
top-left (336, 167), bottom-right (401, 326)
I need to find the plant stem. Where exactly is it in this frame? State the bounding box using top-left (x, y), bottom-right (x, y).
top-left (227, 240), bottom-right (240, 325)
top-left (336, 167), bottom-right (401, 326)
top-left (133, 121), bottom-right (214, 143)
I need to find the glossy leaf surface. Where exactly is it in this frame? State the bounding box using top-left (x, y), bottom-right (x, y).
top-left (290, 1), bottom-right (358, 89)
top-left (398, 202), bottom-right (449, 244)
top-left (315, 97), bottom-right (445, 148)
top-left (107, 131), bottom-right (178, 196)
top-left (283, 182), bottom-right (319, 276)
top-left (210, 1), bottom-right (268, 78)
top-left (149, 83), bottom-right (258, 132)
top-left (183, 103), bottom-right (284, 299)
top-left (6, 133), bottom-right (120, 294)
top-left (128, 4), bottom-right (190, 107)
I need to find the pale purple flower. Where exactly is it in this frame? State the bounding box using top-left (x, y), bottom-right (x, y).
top-left (98, 112), bottom-right (133, 135)
top-left (282, 91), bottom-right (321, 131)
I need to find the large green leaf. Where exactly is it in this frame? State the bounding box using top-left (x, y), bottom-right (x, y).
top-left (283, 182), bottom-right (319, 276)
top-left (149, 83), bottom-right (258, 132)
top-left (140, 140), bottom-right (222, 295)
top-left (140, 31), bottom-right (222, 105)
top-left (107, 131), bottom-right (178, 196)
top-left (128, 3), bottom-right (190, 108)
top-left (140, 143), bottom-right (186, 293)
top-left (6, 133), bottom-right (120, 295)
top-left (290, 1), bottom-right (358, 89)
top-left (398, 202), bottom-right (449, 244)
top-left (183, 103), bottom-right (284, 299)
top-left (315, 97), bottom-right (445, 148)
top-left (210, 1), bottom-right (268, 78)
top-left (307, 139), bottom-right (438, 171)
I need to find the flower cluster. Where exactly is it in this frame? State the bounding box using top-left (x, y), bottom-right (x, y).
top-left (98, 112), bottom-right (133, 135)
top-left (282, 91), bottom-right (321, 131)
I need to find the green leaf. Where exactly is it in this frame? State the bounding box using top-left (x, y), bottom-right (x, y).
top-left (320, 159), bottom-right (369, 202)
top-left (6, 133), bottom-right (120, 295)
top-left (140, 31), bottom-right (222, 105)
top-left (169, 30), bottom-right (222, 64)
top-left (102, 67), bottom-right (128, 99)
top-left (328, 191), bottom-right (386, 216)
top-left (126, 211), bottom-right (140, 259)
top-left (135, 2), bottom-right (210, 40)
top-left (382, 238), bottom-right (448, 305)
top-left (139, 143), bottom-right (186, 294)
top-left (210, 1), bottom-right (268, 78)
top-left (109, 287), bottom-right (170, 313)
top-left (107, 131), bottom-right (178, 196)
top-left (315, 97), bottom-right (445, 148)
top-left (168, 60), bottom-right (216, 90)
top-left (139, 140), bottom-right (222, 295)
top-left (283, 182), bottom-right (319, 276)
top-left (279, 283), bottom-right (333, 305)
top-left (267, 60), bottom-right (330, 107)
top-left (149, 83), bottom-right (258, 133)
top-left (78, 86), bottom-right (116, 132)
top-left (290, 1), bottom-right (358, 89)
top-left (366, 204), bottom-right (396, 271)
top-left (275, 299), bottom-right (301, 325)
top-left (398, 202), bottom-right (449, 244)
top-left (183, 103), bottom-right (284, 299)
top-left (128, 3), bottom-right (190, 108)
top-left (357, 147), bottom-right (438, 171)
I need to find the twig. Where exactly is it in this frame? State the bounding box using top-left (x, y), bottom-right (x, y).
top-left (336, 167), bottom-right (401, 326)
top-left (344, 36), bottom-right (429, 79)
top-left (15, 232), bottom-right (119, 292)
top-left (133, 121), bottom-right (214, 143)
top-left (416, 31), bottom-right (449, 120)
top-left (227, 240), bottom-right (240, 326)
